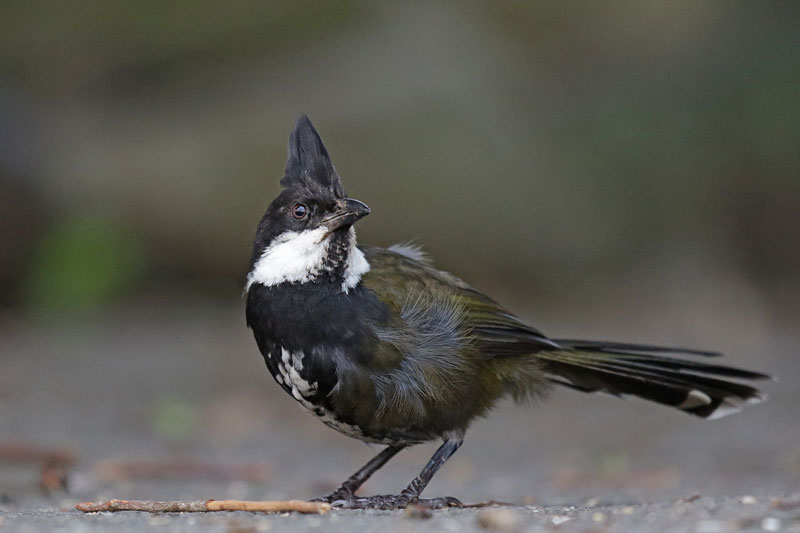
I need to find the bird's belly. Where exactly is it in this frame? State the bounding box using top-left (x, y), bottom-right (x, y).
top-left (264, 345), bottom-right (431, 446)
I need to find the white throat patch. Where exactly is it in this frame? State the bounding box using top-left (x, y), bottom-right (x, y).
top-left (246, 226), bottom-right (370, 292)
top-left (246, 227), bottom-right (330, 291)
top-left (342, 228), bottom-right (370, 293)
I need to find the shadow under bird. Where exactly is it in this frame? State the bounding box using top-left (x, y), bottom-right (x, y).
top-left (245, 114), bottom-right (769, 510)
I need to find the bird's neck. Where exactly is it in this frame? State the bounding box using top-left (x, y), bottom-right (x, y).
top-left (323, 229), bottom-right (357, 283)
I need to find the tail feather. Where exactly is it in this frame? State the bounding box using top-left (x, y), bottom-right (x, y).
top-left (553, 339), bottom-right (721, 357)
top-left (559, 350), bottom-right (768, 380)
top-left (538, 340), bottom-right (769, 419)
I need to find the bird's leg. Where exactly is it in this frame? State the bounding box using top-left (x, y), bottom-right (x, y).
top-left (334, 437), bottom-right (464, 510)
top-left (313, 445), bottom-right (405, 503)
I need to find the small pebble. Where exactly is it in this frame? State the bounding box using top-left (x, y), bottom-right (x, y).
top-left (619, 506), bottom-right (635, 515)
top-left (592, 512), bottom-right (607, 523)
top-left (761, 517), bottom-right (781, 531)
top-left (476, 508), bottom-right (519, 531)
top-left (551, 515), bottom-right (571, 526)
top-left (741, 495), bottom-right (757, 505)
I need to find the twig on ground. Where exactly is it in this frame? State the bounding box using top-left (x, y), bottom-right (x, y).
top-left (75, 499), bottom-right (331, 514)
top-left (206, 500), bottom-right (329, 513)
top-left (76, 499), bottom-right (209, 513)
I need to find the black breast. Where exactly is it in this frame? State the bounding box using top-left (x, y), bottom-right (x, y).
top-left (245, 281), bottom-right (388, 414)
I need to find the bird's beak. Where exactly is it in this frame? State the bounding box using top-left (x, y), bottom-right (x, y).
top-left (321, 198), bottom-right (371, 233)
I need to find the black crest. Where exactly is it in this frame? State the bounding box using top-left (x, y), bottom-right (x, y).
top-left (281, 114), bottom-right (345, 198)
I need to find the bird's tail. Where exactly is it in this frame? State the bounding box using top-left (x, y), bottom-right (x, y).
top-left (536, 340), bottom-right (770, 419)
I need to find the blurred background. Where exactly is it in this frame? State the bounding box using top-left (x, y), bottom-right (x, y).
top-left (1, 1), bottom-right (798, 510)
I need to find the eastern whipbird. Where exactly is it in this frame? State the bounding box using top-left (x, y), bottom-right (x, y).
top-left (245, 115), bottom-right (769, 510)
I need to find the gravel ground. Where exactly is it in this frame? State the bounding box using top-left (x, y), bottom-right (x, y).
top-left (1, 303), bottom-right (798, 532)
top-left (3, 497), bottom-right (800, 533)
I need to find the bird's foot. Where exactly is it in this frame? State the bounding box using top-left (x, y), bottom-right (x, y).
top-left (326, 491), bottom-right (462, 510)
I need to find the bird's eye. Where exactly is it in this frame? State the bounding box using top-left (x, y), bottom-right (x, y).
top-left (291, 203), bottom-right (308, 219)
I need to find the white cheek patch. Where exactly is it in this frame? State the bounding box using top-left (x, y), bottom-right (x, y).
top-left (246, 227), bottom-right (330, 290)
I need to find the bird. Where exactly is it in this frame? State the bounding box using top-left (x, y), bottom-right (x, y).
top-left (245, 114), bottom-right (769, 510)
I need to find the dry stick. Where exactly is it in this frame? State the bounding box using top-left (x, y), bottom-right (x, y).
top-left (76, 499), bottom-right (330, 514)
top-left (76, 500), bottom-right (209, 513)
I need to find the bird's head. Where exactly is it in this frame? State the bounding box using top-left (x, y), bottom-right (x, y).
top-left (246, 115), bottom-right (371, 292)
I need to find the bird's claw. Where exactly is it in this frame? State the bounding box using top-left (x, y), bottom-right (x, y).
top-left (329, 494), bottom-right (410, 510)
top-left (325, 494), bottom-right (462, 510)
